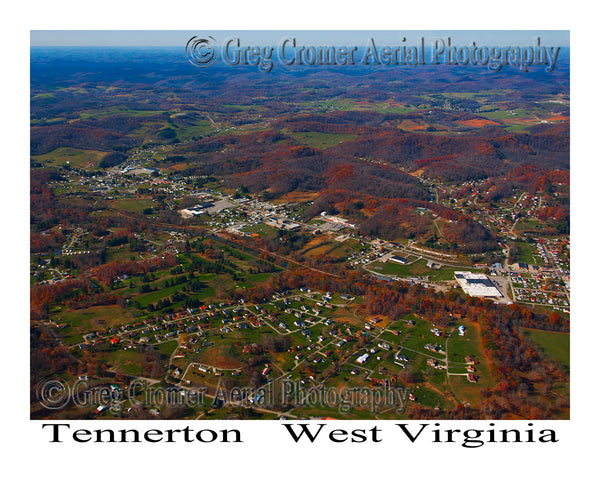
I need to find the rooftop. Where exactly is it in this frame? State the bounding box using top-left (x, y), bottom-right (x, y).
top-left (454, 271), bottom-right (502, 297)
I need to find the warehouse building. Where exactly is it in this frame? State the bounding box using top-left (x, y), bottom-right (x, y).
top-left (390, 255), bottom-right (409, 264)
top-left (454, 271), bottom-right (502, 298)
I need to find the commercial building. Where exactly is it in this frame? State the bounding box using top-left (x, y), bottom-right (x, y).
top-left (319, 212), bottom-right (356, 228)
top-left (454, 271), bottom-right (502, 298)
top-left (390, 255), bottom-right (409, 264)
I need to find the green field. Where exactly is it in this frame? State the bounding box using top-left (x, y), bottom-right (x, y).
top-left (156, 340), bottom-right (180, 358)
top-left (285, 131), bottom-right (358, 149)
top-left (52, 305), bottom-right (136, 345)
top-left (222, 104), bottom-right (267, 112)
top-left (502, 125), bottom-right (533, 133)
top-left (105, 246), bottom-right (144, 263)
top-left (135, 279), bottom-right (215, 308)
top-left (293, 98), bottom-right (416, 115)
top-left (241, 223), bottom-right (279, 238)
top-left (398, 318), bottom-right (446, 358)
top-left (235, 272), bottom-right (273, 288)
top-left (103, 349), bottom-right (150, 376)
top-left (32, 147), bottom-right (109, 168)
top-left (408, 385), bottom-right (451, 409)
top-left (512, 240), bottom-right (538, 265)
top-left (112, 197), bottom-right (157, 213)
top-left (515, 218), bottom-right (545, 233)
top-left (446, 323), bottom-right (494, 404)
top-left (523, 328), bottom-right (570, 369)
top-left (447, 324), bottom-right (480, 361)
top-left (32, 92), bottom-right (56, 100)
top-left (78, 106), bottom-right (166, 120)
top-left (372, 258), bottom-right (464, 281)
top-left (171, 124), bottom-right (214, 140)
top-left (479, 108), bottom-right (531, 121)
top-left (302, 239), bottom-right (357, 261)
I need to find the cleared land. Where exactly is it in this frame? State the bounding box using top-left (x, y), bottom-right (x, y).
top-left (523, 328), bottom-right (570, 369)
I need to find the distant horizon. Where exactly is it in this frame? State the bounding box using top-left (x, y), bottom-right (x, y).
top-left (31, 30), bottom-right (570, 48)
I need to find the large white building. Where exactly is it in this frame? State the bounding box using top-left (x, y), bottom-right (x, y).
top-left (320, 212), bottom-right (356, 228)
top-left (356, 353), bottom-right (369, 364)
top-left (454, 271), bottom-right (502, 298)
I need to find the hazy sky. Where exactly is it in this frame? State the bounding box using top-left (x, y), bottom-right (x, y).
top-left (31, 30), bottom-right (569, 47)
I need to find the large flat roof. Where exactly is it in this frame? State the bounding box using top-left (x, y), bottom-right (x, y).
top-left (454, 271), bottom-right (502, 297)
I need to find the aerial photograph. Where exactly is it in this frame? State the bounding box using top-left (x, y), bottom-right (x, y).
top-left (30, 30), bottom-right (570, 421)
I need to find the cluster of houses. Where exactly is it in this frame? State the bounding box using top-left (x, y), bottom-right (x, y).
top-left (465, 355), bottom-right (477, 382)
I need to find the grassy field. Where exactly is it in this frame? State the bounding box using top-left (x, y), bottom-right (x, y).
top-left (32, 147), bottom-right (109, 168)
top-left (53, 305), bottom-right (136, 345)
top-left (301, 238), bottom-right (356, 261)
top-left (515, 218), bottom-right (545, 234)
top-left (285, 131), bottom-right (357, 149)
top-left (112, 197), bottom-right (156, 213)
top-left (241, 223), bottom-right (279, 238)
top-left (78, 106), bottom-right (166, 120)
top-left (222, 104), bottom-right (267, 112)
top-left (398, 318), bottom-right (446, 358)
top-left (512, 240), bottom-right (538, 265)
top-left (294, 98), bottom-right (417, 115)
top-left (235, 272), bottom-right (274, 288)
top-left (371, 258), bottom-right (461, 281)
top-left (196, 338), bottom-right (245, 370)
top-left (446, 323), bottom-right (480, 361)
top-left (103, 349), bottom-right (149, 376)
top-left (479, 108), bottom-right (531, 121)
top-left (293, 99), bottom-right (356, 111)
top-left (134, 278), bottom-right (215, 308)
top-left (408, 385), bottom-right (451, 410)
top-left (503, 125), bottom-right (533, 133)
top-left (135, 282), bottom-right (188, 307)
top-left (171, 123), bottom-right (214, 140)
top-left (105, 247), bottom-right (143, 263)
top-left (523, 328), bottom-right (570, 369)
top-left (447, 322), bottom-right (494, 404)
top-left (156, 340), bottom-right (179, 358)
